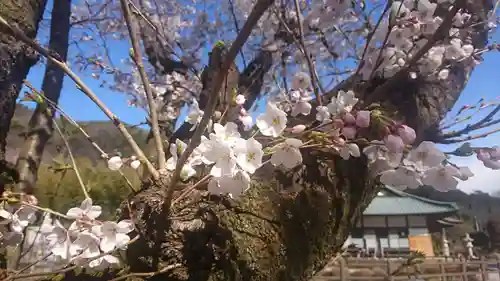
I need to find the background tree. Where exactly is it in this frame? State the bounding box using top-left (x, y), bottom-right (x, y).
top-left (15, 0), bottom-right (72, 194)
top-left (0, 0), bottom-right (46, 191)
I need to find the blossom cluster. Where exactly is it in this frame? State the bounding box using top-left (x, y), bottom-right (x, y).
top-left (0, 196), bottom-right (133, 270)
top-left (359, 0), bottom-right (479, 81)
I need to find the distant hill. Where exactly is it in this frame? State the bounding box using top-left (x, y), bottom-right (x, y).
top-left (5, 103), bottom-right (149, 164)
top-left (407, 186), bottom-right (500, 231)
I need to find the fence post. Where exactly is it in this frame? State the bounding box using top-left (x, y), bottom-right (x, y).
top-left (340, 257), bottom-right (347, 281)
top-left (496, 255), bottom-right (500, 281)
top-left (439, 260), bottom-right (445, 281)
top-left (387, 259), bottom-right (394, 281)
top-left (480, 256), bottom-right (488, 281)
top-left (462, 257), bottom-right (468, 281)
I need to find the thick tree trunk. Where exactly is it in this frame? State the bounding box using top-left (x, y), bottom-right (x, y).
top-left (123, 151), bottom-right (379, 281)
top-left (0, 0), bottom-right (47, 190)
top-left (15, 0), bottom-right (71, 194)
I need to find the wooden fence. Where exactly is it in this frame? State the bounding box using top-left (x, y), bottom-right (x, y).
top-left (312, 257), bottom-right (500, 281)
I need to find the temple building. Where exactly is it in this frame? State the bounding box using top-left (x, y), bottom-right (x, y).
top-left (345, 186), bottom-right (462, 257)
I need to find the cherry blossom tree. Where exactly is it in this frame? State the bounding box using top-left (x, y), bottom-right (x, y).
top-left (0, 0), bottom-right (500, 280)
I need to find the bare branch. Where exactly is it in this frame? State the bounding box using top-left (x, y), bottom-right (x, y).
top-left (109, 263), bottom-right (182, 281)
top-left (52, 121), bottom-right (89, 198)
top-left (292, 0), bottom-right (322, 106)
top-left (441, 104), bottom-right (500, 139)
top-left (120, 0), bottom-right (166, 170)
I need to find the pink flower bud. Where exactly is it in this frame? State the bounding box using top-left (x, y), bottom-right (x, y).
top-left (355, 110), bottom-right (371, 128)
top-left (235, 94), bottom-right (246, 105)
top-left (476, 149), bottom-right (491, 162)
top-left (483, 159), bottom-right (500, 170)
top-left (291, 124), bottom-right (306, 134)
top-left (343, 112), bottom-right (356, 124)
top-left (490, 146), bottom-right (500, 159)
top-left (341, 126), bottom-right (357, 140)
top-left (384, 134), bottom-right (405, 153)
top-left (333, 118), bottom-right (345, 129)
top-left (336, 137), bottom-right (346, 146)
top-left (397, 125), bottom-right (416, 144)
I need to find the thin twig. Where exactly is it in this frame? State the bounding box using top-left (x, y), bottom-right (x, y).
top-left (441, 104), bottom-right (500, 139)
top-left (23, 81), bottom-right (138, 192)
top-left (440, 127), bottom-right (500, 144)
top-left (120, 0), bottom-right (166, 170)
top-left (52, 121), bottom-right (90, 199)
top-left (228, 0), bottom-right (247, 68)
top-left (109, 263), bottom-right (182, 281)
top-left (292, 0), bottom-right (322, 105)
top-left (171, 174), bottom-right (211, 206)
top-left (0, 15), bottom-right (159, 181)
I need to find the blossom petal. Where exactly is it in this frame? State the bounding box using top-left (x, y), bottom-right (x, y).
top-left (87, 205), bottom-right (102, 219)
top-left (117, 220), bottom-right (134, 234)
top-left (66, 207), bottom-right (83, 219)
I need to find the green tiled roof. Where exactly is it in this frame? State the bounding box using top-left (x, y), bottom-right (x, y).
top-left (363, 186), bottom-right (459, 216)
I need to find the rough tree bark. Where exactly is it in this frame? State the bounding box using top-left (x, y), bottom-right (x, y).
top-left (0, 0), bottom-right (47, 191)
top-left (15, 0), bottom-right (71, 194)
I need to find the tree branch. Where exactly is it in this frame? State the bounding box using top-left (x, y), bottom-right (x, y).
top-left (163, 0), bottom-right (277, 215)
top-left (120, 0), bottom-right (166, 170)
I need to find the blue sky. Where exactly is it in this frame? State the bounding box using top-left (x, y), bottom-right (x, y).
top-left (19, 2), bottom-right (500, 193)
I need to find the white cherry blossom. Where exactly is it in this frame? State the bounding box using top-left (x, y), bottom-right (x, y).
top-left (43, 219), bottom-right (71, 260)
top-left (405, 141), bottom-right (446, 171)
top-left (327, 90), bottom-right (358, 117)
top-left (93, 220), bottom-right (134, 252)
top-left (338, 143), bottom-right (361, 160)
top-left (234, 138), bottom-right (264, 174)
top-left (203, 140), bottom-right (237, 178)
top-left (0, 206), bottom-right (36, 236)
top-left (291, 97), bottom-right (312, 117)
top-left (422, 165), bottom-right (460, 191)
top-left (70, 232), bottom-right (101, 259)
top-left (209, 170), bottom-right (251, 198)
top-left (87, 255), bottom-right (120, 270)
top-left (107, 156), bottom-right (123, 171)
top-left (380, 166), bottom-right (423, 190)
top-left (316, 106), bottom-right (331, 123)
top-left (166, 139), bottom-right (199, 180)
top-left (235, 94), bottom-right (246, 105)
top-left (256, 102), bottom-right (287, 137)
top-left (239, 115), bottom-right (253, 130)
top-left (130, 159), bottom-right (141, 169)
top-left (212, 122), bottom-right (241, 146)
top-left (66, 198), bottom-right (102, 221)
top-left (270, 138), bottom-right (303, 169)
top-left (292, 72), bottom-right (311, 90)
